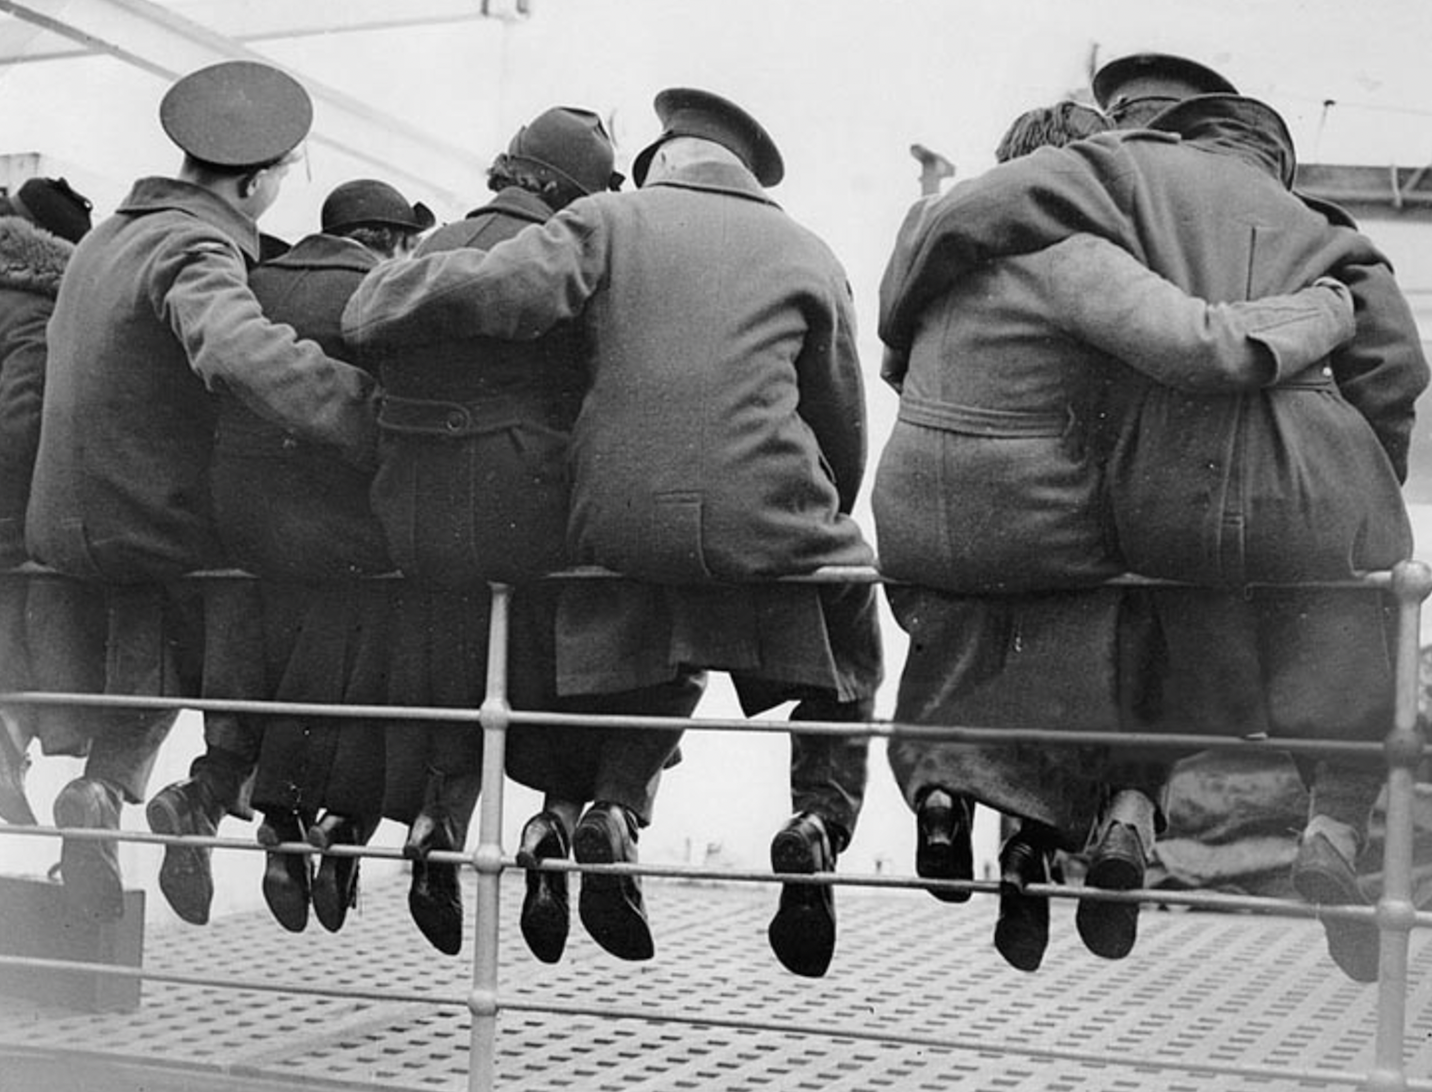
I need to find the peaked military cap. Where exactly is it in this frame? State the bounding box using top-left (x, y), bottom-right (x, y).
top-left (1092, 52), bottom-right (1237, 113)
top-left (631, 87), bottom-right (784, 188)
top-left (321, 179), bottom-right (435, 235)
top-left (161, 60), bottom-right (313, 169)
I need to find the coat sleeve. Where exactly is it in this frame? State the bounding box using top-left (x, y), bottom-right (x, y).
top-left (0, 298), bottom-right (47, 562)
top-left (878, 138), bottom-right (1143, 359)
top-left (795, 270), bottom-right (866, 514)
top-left (342, 205), bottom-right (608, 352)
top-left (1323, 259), bottom-right (1429, 482)
top-left (1043, 234), bottom-right (1357, 391)
top-left (152, 233), bottom-right (378, 466)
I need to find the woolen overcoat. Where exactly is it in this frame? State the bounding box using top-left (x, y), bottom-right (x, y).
top-left (344, 161), bottom-right (882, 706)
top-left (27, 176), bottom-right (377, 583)
top-left (214, 232), bottom-right (395, 820)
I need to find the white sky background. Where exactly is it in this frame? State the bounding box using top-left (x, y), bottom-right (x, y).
top-left (6, 0), bottom-right (1432, 911)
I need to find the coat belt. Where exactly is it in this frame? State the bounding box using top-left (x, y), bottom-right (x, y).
top-left (378, 392), bottom-right (556, 437)
top-left (897, 393), bottom-right (1070, 437)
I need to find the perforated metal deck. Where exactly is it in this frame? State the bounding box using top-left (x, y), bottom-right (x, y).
top-left (2, 872), bottom-right (1430, 1091)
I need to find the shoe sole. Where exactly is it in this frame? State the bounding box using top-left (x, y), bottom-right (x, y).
top-left (1293, 841), bottom-right (1380, 983)
top-left (408, 864), bottom-right (465, 955)
top-left (1075, 832), bottom-right (1143, 961)
top-left (53, 790), bottom-right (123, 922)
top-left (994, 893), bottom-right (1049, 973)
top-left (521, 872), bottom-right (570, 964)
top-left (573, 821), bottom-right (653, 962)
top-left (312, 854), bottom-right (355, 934)
top-left (767, 829), bottom-right (835, 977)
top-left (145, 796), bottom-right (213, 926)
top-left (262, 853), bottom-right (311, 933)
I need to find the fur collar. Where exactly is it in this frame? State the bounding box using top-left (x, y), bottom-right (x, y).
top-left (0, 215), bottom-right (73, 297)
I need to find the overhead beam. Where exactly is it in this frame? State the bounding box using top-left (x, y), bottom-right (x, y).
top-left (0, 0), bottom-right (496, 205)
top-left (0, 0), bottom-right (527, 64)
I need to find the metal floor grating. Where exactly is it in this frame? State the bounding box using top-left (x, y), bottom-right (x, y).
top-left (1, 868), bottom-right (1430, 1092)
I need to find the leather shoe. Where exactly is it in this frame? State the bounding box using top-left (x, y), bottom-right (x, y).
top-left (405, 811), bottom-right (464, 955)
top-left (1075, 820), bottom-right (1145, 960)
top-left (517, 811), bottom-right (570, 964)
top-left (994, 831), bottom-right (1050, 973)
top-left (1292, 831), bottom-right (1379, 983)
top-left (0, 712), bottom-right (35, 826)
top-left (573, 802), bottom-right (652, 961)
top-left (767, 812), bottom-right (837, 977)
top-left (309, 812), bottom-right (374, 934)
top-left (53, 777), bottom-right (124, 922)
top-left (915, 787), bottom-right (973, 903)
top-left (146, 777), bottom-right (224, 926)
top-left (257, 812), bottom-right (310, 933)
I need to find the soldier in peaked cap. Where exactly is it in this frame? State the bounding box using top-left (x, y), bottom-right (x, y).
top-left (27, 60), bottom-right (378, 926)
top-left (1092, 51), bottom-right (1237, 128)
top-left (632, 87), bottom-right (784, 187)
top-left (343, 86), bottom-right (882, 977)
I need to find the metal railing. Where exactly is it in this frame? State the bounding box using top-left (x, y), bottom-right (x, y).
top-left (0, 560), bottom-right (1429, 1092)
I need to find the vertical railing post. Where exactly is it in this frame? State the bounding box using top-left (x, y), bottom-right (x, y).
top-left (1365, 560), bottom-right (1431, 1092)
top-left (468, 581), bottom-right (513, 1092)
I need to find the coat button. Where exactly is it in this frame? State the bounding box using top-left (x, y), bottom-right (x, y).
top-left (444, 409), bottom-right (467, 431)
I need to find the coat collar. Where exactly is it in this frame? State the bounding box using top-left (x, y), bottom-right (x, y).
top-left (0, 214), bottom-right (72, 297)
top-left (465, 185), bottom-right (556, 224)
top-left (118, 176), bottom-right (262, 261)
top-left (1150, 95), bottom-right (1296, 188)
top-left (643, 160), bottom-right (781, 208)
top-left (261, 232), bottom-right (377, 273)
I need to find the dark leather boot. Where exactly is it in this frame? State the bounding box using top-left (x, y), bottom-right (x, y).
top-left (404, 771), bottom-right (471, 956)
top-left (257, 810), bottom-right (311, 933)
top-left (915, 787), bottom-right (973, 903)
top-left (146, 775), bottom-right (226, 926)
top-left (1292, 830), bottom-right (1379, 983)
top-left (767, 812), bottom-right (839, 977)
top-left (517, 810), bottom-right (571, 964)
top-left (309, 812), bottom-right (379, 934)
top-left (994, 828), bottom-right (1052, 973)
top-left (53, 777), bottom-right (125, 922)
top-left (1075, 820), bottom-right (1146, 960)
top-left (573, 802), bottom-right (652, 961)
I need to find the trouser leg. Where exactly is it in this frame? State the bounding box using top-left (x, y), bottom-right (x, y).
top-left (788, 693), bottom-right (872, 850)
top-left (84, 706), bottom-right (181, 805)
top-left (589, 671), bottom-right (703, 825)
top-left (198, 579), bottom-right (268, 817)
top-left (85, 581), bottom-right (205, 805)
